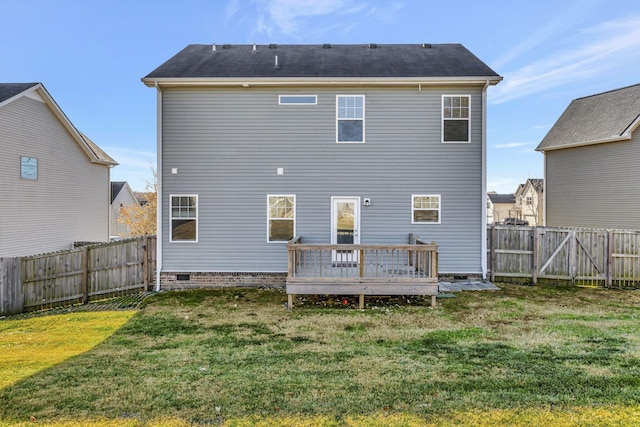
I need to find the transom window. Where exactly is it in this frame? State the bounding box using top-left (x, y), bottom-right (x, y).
top-left (337, 95), bottom-right (365, 143)
top-left (170, 195), bottom-right (198, 242)
top-left (279, 95), bottom-right (317, 105)
top-left (268, 195), bottom-right (296, 242)
top-left (412, 195), bottom-right (441, 224)
top-left (442, 95), bottom-right (470, 143)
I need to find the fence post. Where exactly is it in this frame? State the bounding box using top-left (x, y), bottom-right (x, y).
top-left (490, 225), bottom-right (496, 282)
top-left (81, 246), bottom-right (89, 304)
top-left (606, 230), bottom-right (613, 287)
top-left (143, 236), bottom-right (149, 290)
top-left (0, 257), bottom-right (23, 316)
top-left (532, 227), bottom-right (539, 285)
top-left (569, 230), bottom-right (577, 283)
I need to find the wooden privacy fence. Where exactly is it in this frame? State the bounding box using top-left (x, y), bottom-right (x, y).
top-left (488, 225), bottom-right (640, 287)
top-left (1, 236), bottom-right (156, 316)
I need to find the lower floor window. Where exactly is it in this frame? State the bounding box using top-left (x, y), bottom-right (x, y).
top-left (412, 195), bottom-right (441, 224)
top-left (268, 195), bottom-right (296, 242)
top-left (170, 195), bottom-right (198, 241)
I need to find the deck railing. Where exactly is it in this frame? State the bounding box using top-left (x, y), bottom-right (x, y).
top-left (286, 235), bottom-right (438, 309)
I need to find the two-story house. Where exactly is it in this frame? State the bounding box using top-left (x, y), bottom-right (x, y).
top-left (514, 179), bottom-right (544, 226)
top-left (536, 84), bottom-right (640, 229)
top-left (143, 43), bottom-right (501, 289)
top-left (0, 83), bottom-right (117, 257)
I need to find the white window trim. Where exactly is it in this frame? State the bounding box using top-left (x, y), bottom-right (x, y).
top-left (411, 194), bottom-right (441, 224)
top-left (267, 194), bottom-right (296, 243)
top-left (169, 194), bottom-right (198, 243)
top-left (442, 94), bottom-right (471, 144)
top-left (336, 95), bottom-right (365, 143)
top-left (278, 95), bottom-right (317, 105)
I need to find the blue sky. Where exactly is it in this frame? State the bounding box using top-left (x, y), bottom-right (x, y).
top-left (3, 0), bottom-right (640, 192)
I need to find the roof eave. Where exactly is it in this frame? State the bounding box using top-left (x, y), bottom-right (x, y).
top-left (142, 76), bottom-right (503, 88)
top-left (536, 134), bottom-right (633, 153)
top-left (33, 86), bottom-right (118, 165)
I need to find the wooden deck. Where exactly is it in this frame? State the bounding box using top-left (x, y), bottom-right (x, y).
top-left (286, 237), bottom-right (438, 309)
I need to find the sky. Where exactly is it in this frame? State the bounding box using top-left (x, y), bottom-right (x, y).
top-left (3, 0), bottom-right (640, 193)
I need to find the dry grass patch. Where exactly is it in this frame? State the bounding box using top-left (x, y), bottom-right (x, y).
top-left (0, 311), bottom-right (135, 389)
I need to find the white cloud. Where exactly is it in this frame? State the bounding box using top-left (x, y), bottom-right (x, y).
top-left (254, 0), bottom-right (361, 35)
top-left (493, 142), bottom-right (529, 149)
top-left (491, 15), bottom-right (640, 105)
top-left (487, 177), bottom-right (520, 194)
top-left (104, 146), bottom-right (156, 191)
top-left (247, 0), bottom-right (402, 38)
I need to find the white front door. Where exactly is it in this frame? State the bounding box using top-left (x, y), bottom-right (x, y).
top-left (331, 197), bottom-right (360, 263)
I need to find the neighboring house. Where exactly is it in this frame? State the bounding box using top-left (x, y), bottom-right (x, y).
top-left (536, 84), bottom-right (640, 228)
top-left (487, 192), bottom-right (516, 224)
top-left (142, 43), bottom-right (501, 288)
top-left (0, 83), bottom-right (117, 257)
top-left (110, 181), bottom-right (139, 238)
top-left (486, 195), bottom-right (494, 225)
top-left (514, 179), bottom-right (544, 226)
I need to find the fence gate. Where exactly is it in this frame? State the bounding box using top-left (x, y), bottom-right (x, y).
top-left (536, 229), bottom-right (607, 285)
top-left (488, 225), bottom-right (640, 287)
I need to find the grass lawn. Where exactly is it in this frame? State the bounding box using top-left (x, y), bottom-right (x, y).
top-left (1, 284), bottom-right (639, 426)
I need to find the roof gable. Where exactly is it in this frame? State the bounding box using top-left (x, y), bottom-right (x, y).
top-left (143, 43), bottom-right (501, 84)
top-left (537, 83), bottom-right (640, 152)
top-left (0, 83), bottom-right (39, 105)
top-left (0, 83), bottom-right (117, 166)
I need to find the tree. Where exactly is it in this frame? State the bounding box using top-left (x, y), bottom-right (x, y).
top-left (118, 168), bottom-right (157, 237)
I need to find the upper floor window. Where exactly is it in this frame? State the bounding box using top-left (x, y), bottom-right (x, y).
top-left (412, 195), bottom-right (441, 224)
top-left (21, 156), bottom-right (38, 180)
top-left (268, 195), bottom-right (296, 242)
top-left (279, 95), bottom-right (317, 105)
top-left (442, 95), bottom-right (470, 143)
top-left (337, 95), bottom-right (365, 143)
top-left (170, 195), bottom-right (198, 242)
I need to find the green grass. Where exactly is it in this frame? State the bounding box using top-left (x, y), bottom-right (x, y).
top-left (1, 284), bottom-right (640, 426)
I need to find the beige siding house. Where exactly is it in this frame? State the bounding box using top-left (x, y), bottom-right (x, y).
top-left (487, 192), bottom-right (516, 224)
top-left (110, 181), bottom-right (140, 238)
top-left (514, 179), bottom-right (544, 226)
top-left (536, 84), bottom-right (640, 229)
top-left (0, 83), bottom-right (117, 257)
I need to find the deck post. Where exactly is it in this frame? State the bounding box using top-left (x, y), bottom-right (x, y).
top-left (359, 294), bottom-right (364, 309)
top-left (287, 294), bottom-right (293, 310)
top-left (431, 294), bottom-right (436, 307)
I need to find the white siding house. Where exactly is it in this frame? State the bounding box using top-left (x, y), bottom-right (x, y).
top-left (536, 84), bottom-right (640, 229)
top-left (110, 181), bottom-right (140, 238)
top-left (0, 83), bottom-right (117, 257)
top-left (143, 43), bottom-right (501, 289)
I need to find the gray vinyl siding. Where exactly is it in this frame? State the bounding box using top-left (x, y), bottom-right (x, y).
top-left (545, 133), bottom-right (640, 229)
top-left (0, 96), bottom-right (110, 257)
top-left (161, 86), bottom-right (485, 274)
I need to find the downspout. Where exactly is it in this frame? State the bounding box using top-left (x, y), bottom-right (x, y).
top-left (154, 82), bottom-right (163, 292)
top-left (481, 80), bottom-right (489, 280)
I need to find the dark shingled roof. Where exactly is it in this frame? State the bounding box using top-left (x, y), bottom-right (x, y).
top-left (488, 193), bottom-right (515, 204)
top-left (0, 83), bottom-right (38, 103)
top-left (111, 182), bottom-right (126, 204)
top-left (537, 83), bottom-right (640, 151)
top-left (144, 44), bottom-right (500, 80)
